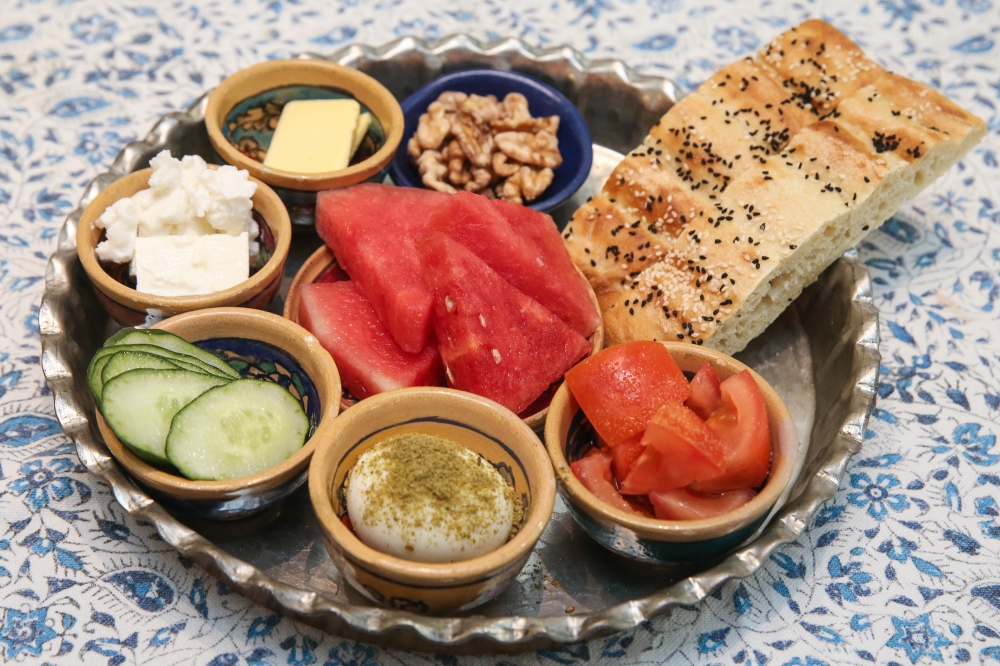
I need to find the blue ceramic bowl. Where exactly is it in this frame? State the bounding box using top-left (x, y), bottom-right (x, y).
top-left (95, 308), bottom-right (341, 521)
top-left (388, 69), bottom-right (593, 213)
top-left (544, 343), bottom-right (798, 564)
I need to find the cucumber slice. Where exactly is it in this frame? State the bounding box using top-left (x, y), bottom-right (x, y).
top-left (101, 351), bottom-right (181, 385)
top-left (166, 380), bottom-right (309, 481)
top-left (87, 344), bottom-right (229, 405)
top-left (101, 369), bottom-right (231, 466)
top-left (105, 329), bottom-right (240, 379)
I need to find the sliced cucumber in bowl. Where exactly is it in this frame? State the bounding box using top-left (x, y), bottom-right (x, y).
top-left (100, 351), bottom-right (181, 385)
top-left (105, 328), bottom-right (240, 379)
top-left (101, 369), bottom-right (231, 466)
top-left (166, 380), bottom-right (310, 481)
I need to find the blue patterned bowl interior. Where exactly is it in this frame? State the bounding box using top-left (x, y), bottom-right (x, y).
top-left (387, 69), bottom-right (593, 213)
top-left (195, 337), bottom-right (321, 438)
top-left (221, 84), bottom-right (386, 167)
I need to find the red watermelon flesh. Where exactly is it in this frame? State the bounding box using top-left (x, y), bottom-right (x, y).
top-left (316, 183), bottom-right (449, 353)
top-left (425, 192), bottom-right (599, 339)
top-left (492, 198), bottom-right (600, 337)
top-left (416, 232), bottom-right (592, 415)
top-left (297, 281), bottom-right (444, 399)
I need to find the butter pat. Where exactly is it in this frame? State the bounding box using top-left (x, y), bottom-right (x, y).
top-left (264, 99), bottom-right (362, 174)
top-left (133, 233), bottom-right (249, 297)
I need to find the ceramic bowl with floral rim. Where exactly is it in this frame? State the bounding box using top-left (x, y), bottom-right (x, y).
top-left (76, 167), bottom-right (291, 328)
top-left (205, 59), bottom-right (403, 228)
top-left (94, 308), bottom-right (341, 521)
top-left (283, 244), bottom-right (604, 431)
top-left (308, 386), bottom-right (555, 614)
top-left (544, 342), bottom-right (798, 564)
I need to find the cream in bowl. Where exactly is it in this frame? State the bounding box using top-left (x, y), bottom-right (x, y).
top-left (309, 386), bottom-right (555, 614)
top-left (345, 432), bottom-right (522, 563)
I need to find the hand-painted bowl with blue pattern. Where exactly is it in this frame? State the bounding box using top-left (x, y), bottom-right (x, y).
top-left (308, 387), bottom-right (556, 614)
top-left (388, 68), bottom-right (593, 213)
top-left (95, 307), bottom-right (341, 521)
top-left (545, 342), bottom-right (798, 565)
top-left (205, 59), bottom-right (403, 227)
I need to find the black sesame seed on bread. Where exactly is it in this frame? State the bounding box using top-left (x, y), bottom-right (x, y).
top-left (563, 18), bottom-right (986, 354)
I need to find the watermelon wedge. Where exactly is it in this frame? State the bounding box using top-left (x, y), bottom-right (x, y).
top-left (417, 232), bottom-right (592, 415)
top-left (297, 281), bottom-right (444, 399)
top-left (492, 198), bottom-right (600, 337)
top-left (316, 183), bottom-right (449, 353)
top-left (425, 192), bottom-right (599, 338)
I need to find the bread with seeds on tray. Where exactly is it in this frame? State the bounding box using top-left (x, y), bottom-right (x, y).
top-left (563, 18), bottom-right (986, 355)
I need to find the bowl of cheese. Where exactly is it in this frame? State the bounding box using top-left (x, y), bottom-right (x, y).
top-left (204, 59), bottom-right (404, 227)
top-left (76, 151), bottom-right (291, 327)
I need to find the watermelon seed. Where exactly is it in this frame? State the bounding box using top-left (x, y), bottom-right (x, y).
top-left (445, 295), bottom-right (455, 312)
top-left (492, 349), bottom-right (502, 364)
top-left (479, 314), bottom-right (487, 328)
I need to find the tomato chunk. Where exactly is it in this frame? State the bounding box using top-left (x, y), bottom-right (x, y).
top-left (690, 370), bottom-right (772, 493)
top-left (620, 401), bottom-right (725, 494)
top-left (687, 362), bottom-right (722, 420)
top-left (565, 341), bottom-right (691, 446)
top-left (570, 449), bottom-right (645, 516)
top-left (610, 434), bottom-right (645, 487)
top-left (648, 487), bottom-right (756, 521)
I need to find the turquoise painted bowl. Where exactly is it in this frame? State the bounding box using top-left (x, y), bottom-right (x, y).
top-left (544, 342), bottom-right (798, 564)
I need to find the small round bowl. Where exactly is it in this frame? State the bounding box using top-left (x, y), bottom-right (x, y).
top-left (387, 69), bottom-right (593, 213)
top-left (77, 166), bottom-right (291, 327)
top-left (95, 307), bottom-right (341, 520)
top-left (309, 386), bottom-right (555, 614)
top-left (545, 342), bottom-right (798, 564)
top-left (205, 59), bottom-right (404, 225)
top-left (283, 244), bottom-right (604, 431)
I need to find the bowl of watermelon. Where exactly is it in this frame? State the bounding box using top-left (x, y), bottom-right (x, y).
top-left (544, 341), bottom-right (798, 564)
top-left (283, 183), bottom-right (603, 431)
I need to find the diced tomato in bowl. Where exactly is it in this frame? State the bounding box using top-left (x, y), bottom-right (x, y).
top-left (545, 340), bottom-right (798, 564)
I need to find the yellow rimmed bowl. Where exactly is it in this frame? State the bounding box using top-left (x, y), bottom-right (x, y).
top-left (76, 166), bottom-right (291, 327)
top-left (205, 58), bottom-right (404, 227)
top-left (545, 342), bottom-right (798, 564)
top-left (308, 386), bottom-right (555, 614)
top-left (95, 307), bottom-right (341, 520)
top-left (283, 244), bottom-right (604, 431)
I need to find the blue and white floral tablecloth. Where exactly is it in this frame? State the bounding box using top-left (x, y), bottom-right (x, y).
top-left (1, 0), bottom-right (999, 663)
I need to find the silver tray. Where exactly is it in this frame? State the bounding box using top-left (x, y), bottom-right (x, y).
top-left (40, 35), bottom-right (880, 654)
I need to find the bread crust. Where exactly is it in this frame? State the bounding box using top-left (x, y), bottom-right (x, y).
top-left (566, 19), bottom-right (986, 354)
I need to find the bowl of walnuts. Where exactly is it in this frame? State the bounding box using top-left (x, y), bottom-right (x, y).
top-left (387, 69), bottom-right (593, 213)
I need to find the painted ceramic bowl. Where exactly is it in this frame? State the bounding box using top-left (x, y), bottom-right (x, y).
top-left (387, 69), bottom-right (593, 213)
top-left (205, 59), bottom-right (404, 228)
top-left (77, 167), bottom-right (291, 327)
top-left (283, 244), bottom-right (604, 431)
top-left (308, 386), bottom-right (555, 614)
top-left (95, 308), bottom-right (341, 520)
top-left (544, 342), bottom-right (798, 564)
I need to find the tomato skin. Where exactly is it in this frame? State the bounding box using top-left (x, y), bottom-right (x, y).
top-left (687, 362), bottom-right (722, 420)
top-left (610, 434), bottom-right (645, 487)
top-left (648, 487), bottom-right (756, 520)
top-left (690, 370), bottom-right (772, 493)
top-left (620, 401), bottom-right (725, 494)
top-left (565, 341), bottom-right (691, 446)
top-left (570, 449), bottom-right (646, 516)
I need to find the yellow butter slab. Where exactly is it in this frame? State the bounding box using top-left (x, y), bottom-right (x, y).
top-left (264, 99), bottom-right (360, 174)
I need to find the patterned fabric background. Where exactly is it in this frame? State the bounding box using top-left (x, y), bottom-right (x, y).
top-left (1, 0), bottom-right (999, 663)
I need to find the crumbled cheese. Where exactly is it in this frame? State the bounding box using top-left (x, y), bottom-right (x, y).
top-left (94, 150), bottom-right (258, 264)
